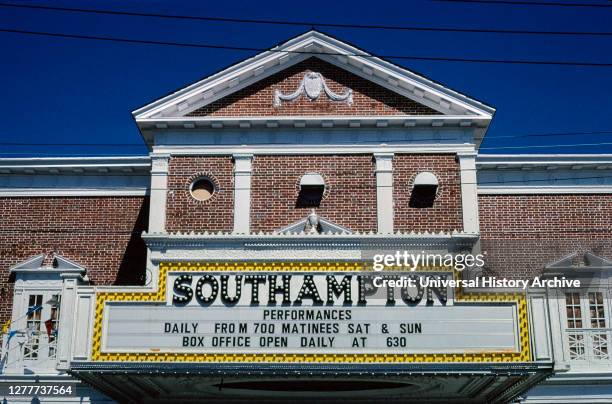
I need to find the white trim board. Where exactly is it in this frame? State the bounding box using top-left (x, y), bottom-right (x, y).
top-left (0, 188), bottom-right (150, 197)
top-left (151, 144), bottom-right (476, 155)
top-left (478, 186), bottom-right (612, 195)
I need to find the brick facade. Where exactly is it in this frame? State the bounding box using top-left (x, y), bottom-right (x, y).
top-left (166, 156), bottom-right (234, 233)
top-left (250, 154), bottom-right (377, 233)
top-left (187, 58), bottom-right (439, 117)
top-left (0, 196), bottom-right (149, 323)
top-left (393, 154), bottom-right (463, 232)
top-left (479, 194), bottom-right (612, 279)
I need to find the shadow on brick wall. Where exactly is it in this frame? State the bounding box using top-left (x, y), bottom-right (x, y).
top-left (114, 198), bottom-right (149, 286)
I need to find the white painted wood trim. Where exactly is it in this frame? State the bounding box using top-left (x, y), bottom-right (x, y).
top-left (457, 151), bottom-right (480, 233)
top-left (374, 153), bottom-right (394, 234)
top-left (148, 153), bottom-right (170, 233)
top-left (478, 186), bottom-right (612, 195)
top-left (0, 188), bottom-right (149, 197)
top-left (152, 144), bottom-right (476, 155)
top-left (232, 153), bottom-right (253, 234)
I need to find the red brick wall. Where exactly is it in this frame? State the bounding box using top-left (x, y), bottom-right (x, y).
top-left (250, 155), bottom-right (377, 233)
top-left (187, 58), bottom-right (439, 117)
top-left (479, 194), bottom-right (612, 279)
top-left (166, 156), bottom-right (234, 233)
top-left (0, 196), bottom-right (149, 323)
top-left (393, 154), bottom-right (463, 232)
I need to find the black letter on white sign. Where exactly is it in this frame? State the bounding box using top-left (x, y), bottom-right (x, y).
top-left (173, 274), bottom-right (193, 305)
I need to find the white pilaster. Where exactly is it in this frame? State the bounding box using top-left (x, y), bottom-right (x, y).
top-left (233, 154), bottom-right (253, 234)
top-left (148, 153), bottom-right (170, 233)
top-left (457, 151), bottom-right (480, 233)
top-left (56, 273), bottom-right (81, 371)
top-left (374, 153), bottom-right (394, 234)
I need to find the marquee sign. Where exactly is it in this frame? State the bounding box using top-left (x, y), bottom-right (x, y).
top-left (91, 262), bottom-right (531, 363)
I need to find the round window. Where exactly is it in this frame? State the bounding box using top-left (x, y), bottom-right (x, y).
top-left (190, 177), bottom-right (215, 201)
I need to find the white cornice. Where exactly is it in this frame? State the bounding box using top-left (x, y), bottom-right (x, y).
top-left (143, 231), bottom-right (479, 262)
top-left (477, 154), bottom-right (612, 194)
top-left (0, 188), bottom-right (149, 197)
top-left (151, 144), bottom-right (476, 156)
top-left (137, 115), bottom-right (488, 131)
top-left (0, 156), bottom-right (151, 173)
top-left (0, 156), bottom-right (151, 197)
top-left (143, 230), bottom-right (478, 244)
top-left (477, 186), bottom-right (612, 195)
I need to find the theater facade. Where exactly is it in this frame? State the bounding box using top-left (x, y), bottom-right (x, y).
top-left (1, 31), bottom-right (611, 403)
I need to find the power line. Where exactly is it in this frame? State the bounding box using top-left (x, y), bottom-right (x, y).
top-left (0, 2), bottom-right (610, 37)
top-left (2, 130), bottom-right (612, 148)
top-left (0, 165), bottom-right (610, 177)
top-left (2, 138), bottom-right (612, 153)
top-left (2, 27), bottom-right (612, 67)
top-left (489, 130), bottom-right (612, 140)
top-left (0, 142), bottom-right (147, 147)
top-left (432, 0), bottom-right (612, 8)
top-left (479, 142), bottom-right (612, 150)
top-left (0, 173), bottom-right (611, 187)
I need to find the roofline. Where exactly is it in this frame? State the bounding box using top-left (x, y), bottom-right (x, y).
top-left (305, 30), bottom-right (495, 114)
top-left (0, 156), bottom-right (151, 197)
top-left (132, 30), bottom-right (495, 121)
top-left (130, 29), bottom-right (315, 116)
top-left (0, 155), bottom-right (150, 167)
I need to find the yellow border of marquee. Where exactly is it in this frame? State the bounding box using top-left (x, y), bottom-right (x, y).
top-left (91, 262), bottom-right (531, 363)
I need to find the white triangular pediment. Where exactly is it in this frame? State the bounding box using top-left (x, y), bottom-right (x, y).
top-left (52, 255), bottom-right (86, 271)
top-left (133, 31), bottom-right (494, 122)
top-left (546, 251), bottom-right (612, 270)
top-left (277, 216), bottom-right (353, 235)
top-left (584, 251), bottom-right (612, 267)
top-left (10, 253), bottom-right (87, 275)
top-left (9, 254), bottom-right (45, 271)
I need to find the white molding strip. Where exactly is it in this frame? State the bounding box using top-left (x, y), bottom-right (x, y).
top-left (0, 156), bottom-right (151, 197)
top-left (477, 154), bottom-right (612, 167)
top-left (0, 188), bottom-right (149, 197)
top-left (148, 153), bottom-right (170, 232)
top-left (457, 151), bottom-right (480, 233)
top-left (477, 154), bottom-right (612, 194)
top-left (138, 115), bottom-right (489, 128)
top-left (374, 153), bottom-right (394, 234)
top-left (233, 153), bottom-right (253, 234)
top-left (478, 186), bottom-right (612, 195)
top-left (152, 144), bottom-right (475, 155)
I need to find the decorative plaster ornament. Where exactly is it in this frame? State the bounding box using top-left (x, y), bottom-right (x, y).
top-left (305, 208), bottom-right (321, 234)
top-left (274, 72), bottom-right (353, 107)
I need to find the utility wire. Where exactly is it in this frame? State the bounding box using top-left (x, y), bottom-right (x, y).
top-left (0, 173), bottom-right (611, 187)
top-left (0, 2), bottom-right (610, 36)
top-left (432, 0), bottom-right (612, 8)
top-left (2, 138), bottom-right (612, 153)
top-left (480, 142), bottom-right (612, 150)
top-left (1, 27), bottom-right (612, 67)
top-left (0, 166), bottom-right (611, 177)
top-left (0, 164), bottom-right (610, 175)
top-left (2, 130), bottom-right (612, 148)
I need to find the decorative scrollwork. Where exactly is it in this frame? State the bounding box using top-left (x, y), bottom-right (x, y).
top-left (273, 72), bottom-right (353, 107)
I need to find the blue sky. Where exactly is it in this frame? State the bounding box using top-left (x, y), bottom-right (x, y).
top-left (1, 0), bottom-right (611, 156)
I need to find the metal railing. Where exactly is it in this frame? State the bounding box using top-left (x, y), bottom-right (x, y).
top-left (566, 328), bottom-right (612, 363)
top-left (0, 331), bottom-right (58, 373)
